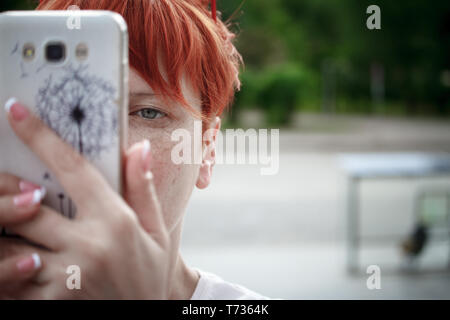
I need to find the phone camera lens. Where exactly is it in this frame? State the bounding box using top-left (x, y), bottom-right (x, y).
top-left (45, 42), bottom-right (66, 63)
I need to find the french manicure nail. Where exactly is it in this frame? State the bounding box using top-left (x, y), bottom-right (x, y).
top-left (16, 253), bottom-right (41, 272)
top-left (141, 139), bottom-right (151, 172)
top-left (144, 171), bottom-right (153, 180)
top-left (32, 253), bottom-right (41, 269)
top-left (5, 98), bottom-right (29, 122)
top-left (13, 187), bottom-right (46, 208)
top-left (4, 97), bottom-right (17, 113)
top-left (19, 180), bottom-right (41, 192)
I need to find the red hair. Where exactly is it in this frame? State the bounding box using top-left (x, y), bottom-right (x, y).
top-left (36, 0), bottom-right (243, 122)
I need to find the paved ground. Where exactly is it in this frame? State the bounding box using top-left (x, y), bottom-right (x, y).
top-left (181, 243), bottom-right (450, 299)
top-left (180, 114), bottom-right (450, 299)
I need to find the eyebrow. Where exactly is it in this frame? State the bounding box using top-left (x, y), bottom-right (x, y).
top-left (129, 92), bottom-right (158, 97)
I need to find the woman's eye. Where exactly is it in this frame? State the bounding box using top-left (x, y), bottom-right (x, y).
top-left (132, 108), bottom-right (166, 120)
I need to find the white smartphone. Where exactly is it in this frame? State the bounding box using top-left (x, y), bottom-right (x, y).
top-left (0, 10), bottom-right (129, 232)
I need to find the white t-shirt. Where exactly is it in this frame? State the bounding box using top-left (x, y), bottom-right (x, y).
top-left (190, 268), bottom-right (271, 300)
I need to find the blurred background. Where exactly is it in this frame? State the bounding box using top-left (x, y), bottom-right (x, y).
top-left (3, 0), bottom-right (450, 299)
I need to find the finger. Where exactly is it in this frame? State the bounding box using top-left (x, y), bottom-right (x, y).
top-left (124, 140), bottom-right (168, 245)
top-left (0, 238), bottom-right (52, 289)
top-left (0, 188), bottom-right (46, 226)
top-left (8, 205), bottom-right (72, 251)
top-left (0, 253), bottom-right (42, 290)
top-left (0, 173), bottom-right (41, 195)
top-left (4, 98), bottom-right (112, 212)
top-left (0, 173), bottom-right (21, 195)
top-left (0, 238), bottom-right (36, 261)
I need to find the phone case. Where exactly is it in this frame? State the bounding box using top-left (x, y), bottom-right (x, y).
top-left (0, 11), bottom-right (129, 229)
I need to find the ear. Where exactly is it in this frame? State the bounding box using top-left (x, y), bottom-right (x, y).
top-left (196, 116), bottom-right (221, 189)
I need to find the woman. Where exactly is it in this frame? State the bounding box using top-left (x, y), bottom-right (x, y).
top-left (0, 0), bottom-right (269, 299)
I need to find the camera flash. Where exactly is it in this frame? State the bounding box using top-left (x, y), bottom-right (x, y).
top-left (22, 43), bottom-right (35, 61)
top-left (75, 43), bottom-right (88, 61)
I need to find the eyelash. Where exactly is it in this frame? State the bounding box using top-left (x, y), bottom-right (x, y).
top-left (130, 107), bottom-right (167, 120)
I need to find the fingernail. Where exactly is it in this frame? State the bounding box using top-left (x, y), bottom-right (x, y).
top-left (17, 253), bottom-right (41, 272)
top-left (144, 171), bottom-right (153, 180)
top-left (5, 98), bottom-right (29, 122)
top-left (19, 180), bottom-right (41, 192)
top-left (13, 187), bottom-right (46, 208)
top-left (4, 97), bottom-right (17, 113)
top-left (141, 139), bottom-right (151, 172)
top-left (204, 160), bottom-right (213, 176)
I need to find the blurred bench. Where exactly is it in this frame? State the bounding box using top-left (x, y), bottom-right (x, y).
top-left (339, 153), bottom-right (450, 274)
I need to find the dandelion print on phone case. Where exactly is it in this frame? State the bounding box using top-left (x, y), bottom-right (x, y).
top-left (34, 64), bottom-right (119, 219)
top-left (35, 64), bottom-right (118, 158)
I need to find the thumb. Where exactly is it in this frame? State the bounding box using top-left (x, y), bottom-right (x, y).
top-left (124, 139), bottom-right (167, 244)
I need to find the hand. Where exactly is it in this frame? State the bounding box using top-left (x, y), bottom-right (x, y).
top-left (0, 98), bottom-right (172, 299)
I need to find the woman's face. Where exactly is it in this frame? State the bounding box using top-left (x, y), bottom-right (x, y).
top-left (127, 68), bottom-right (217, 233)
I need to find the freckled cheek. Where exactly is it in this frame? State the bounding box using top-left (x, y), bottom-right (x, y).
top-left (152, 163), bottom-right (197, 228)
top-left (127, 124), bottom-right (144, 147)
top-left (147, 144), bottom-right (177, 190)
top-left (149, 153), bottom-right (194, 204)
top-left (150, 159), bottom-right (171, 188)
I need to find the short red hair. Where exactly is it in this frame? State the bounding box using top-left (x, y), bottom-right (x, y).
top-left (36, 0), bottom-right (243, 121)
